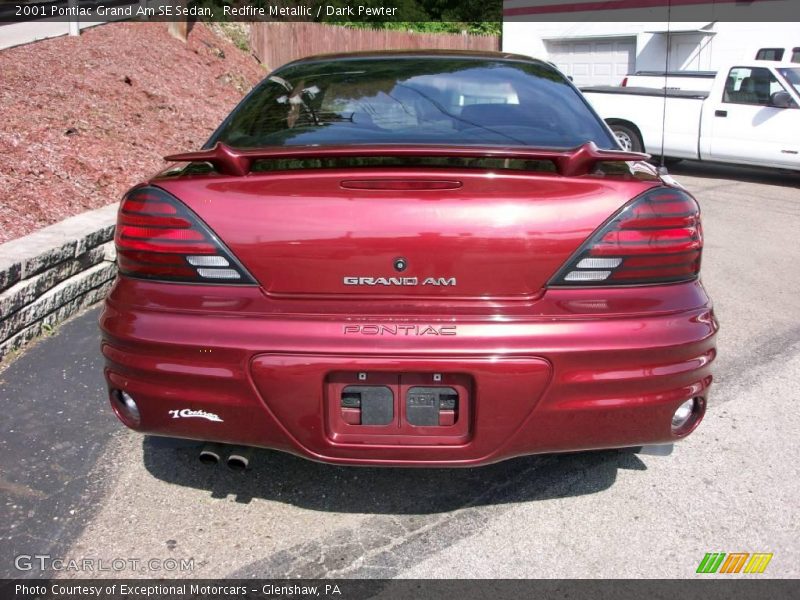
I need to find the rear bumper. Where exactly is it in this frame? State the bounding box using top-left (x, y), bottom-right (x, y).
top-left (99, 278), bottom-right (717, 467)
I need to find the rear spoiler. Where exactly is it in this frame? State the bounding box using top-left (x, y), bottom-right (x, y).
top-left (164, 141), bottom-right (649, 177)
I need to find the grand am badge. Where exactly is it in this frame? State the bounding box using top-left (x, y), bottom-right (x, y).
top-left (168, 408), bottom-right (223, 422)
top-left (343, 276), bottom-right (456, 287)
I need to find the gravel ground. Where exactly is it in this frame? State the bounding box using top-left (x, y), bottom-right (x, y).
top-left (0, 22), bottom-right (264, 243)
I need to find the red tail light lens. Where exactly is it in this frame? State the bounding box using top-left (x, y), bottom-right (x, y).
top-left (115, 186), bottom-right (255, 284)
top-left (549, 187), bottom-right (702, 286)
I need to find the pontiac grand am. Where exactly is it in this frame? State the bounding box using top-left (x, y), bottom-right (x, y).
top-left (100, 51), bottom-right (717, 468)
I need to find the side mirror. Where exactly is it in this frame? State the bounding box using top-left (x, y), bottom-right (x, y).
top-left (770, 90), bottom-right (795, 108)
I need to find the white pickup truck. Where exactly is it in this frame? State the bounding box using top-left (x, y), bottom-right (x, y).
top-left (582, 62), bottom-right (800, 171)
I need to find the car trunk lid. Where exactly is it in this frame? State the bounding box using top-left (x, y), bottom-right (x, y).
top-left (154, 160), bottom-right (658, 301)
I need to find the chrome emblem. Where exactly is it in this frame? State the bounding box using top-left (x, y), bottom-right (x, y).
top-left (344, 325), bottom-right (457, 336)
top-left (343, 276), bottom-right (456, 286)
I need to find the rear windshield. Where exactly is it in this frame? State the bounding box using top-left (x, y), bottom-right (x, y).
top-left (207, 57), bottom-right (616, 150)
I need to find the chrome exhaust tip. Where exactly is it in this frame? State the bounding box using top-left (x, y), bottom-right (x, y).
top-left (227, 446), bottom-right (253, 472)
top-left (635, 443), bottom-right (674, 456)
top-left (199, 442), bottom-right (224, 466)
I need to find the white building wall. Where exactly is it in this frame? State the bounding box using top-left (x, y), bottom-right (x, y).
top-left (0, 1), bottom-right (165, 50)
top-left (503, 22), bottom-right (799, 82)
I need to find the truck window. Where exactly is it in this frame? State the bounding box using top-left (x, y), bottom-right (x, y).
top-left (756, 48), bottom-right (784, 61)
top-left (723, 67), bottom-right (787, 106)
top-left (778, 68), bottom-right (800, 100)
top-left (792, 48), bottom-right (800, 63)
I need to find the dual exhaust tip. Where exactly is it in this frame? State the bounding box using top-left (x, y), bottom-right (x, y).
top-left (199, 443), bottom-right (252, 472)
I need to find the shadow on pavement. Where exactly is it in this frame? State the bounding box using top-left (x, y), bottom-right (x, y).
top-left (142, 436), bottom-right (646, 514)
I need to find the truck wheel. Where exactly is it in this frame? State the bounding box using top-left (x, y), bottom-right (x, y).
top-left (610, 123), bottom-right (643, 153)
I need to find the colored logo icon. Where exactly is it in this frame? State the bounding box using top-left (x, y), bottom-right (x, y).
top-left (697, 553), bottom-right (773, 574)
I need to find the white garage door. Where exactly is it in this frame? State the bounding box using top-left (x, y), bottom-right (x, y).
top-left (546, 37), bottom-right (636, 87)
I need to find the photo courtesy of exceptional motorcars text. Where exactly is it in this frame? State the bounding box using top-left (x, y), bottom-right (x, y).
top-left (0, 1), bottom-right (798, 598)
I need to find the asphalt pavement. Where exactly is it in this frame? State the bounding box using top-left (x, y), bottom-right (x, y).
top-left (1, 161), bottom-right (798, 579)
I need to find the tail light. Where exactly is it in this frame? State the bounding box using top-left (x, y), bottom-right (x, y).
top-left (115, 186), bottom-right (255, 284)
top-left (549, 187), bottom-right (702, 286)
top-left (621, 77), bottom-right (629, 87)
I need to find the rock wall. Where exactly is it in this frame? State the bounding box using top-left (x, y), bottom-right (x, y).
top-left (0, 204), bottom-right (118, 362)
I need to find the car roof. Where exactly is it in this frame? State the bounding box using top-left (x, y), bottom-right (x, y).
top-left (279, 49), bottom-right (552, 70)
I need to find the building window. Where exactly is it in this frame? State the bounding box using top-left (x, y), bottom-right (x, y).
top-left (755, 48), bottom-right (785, 61)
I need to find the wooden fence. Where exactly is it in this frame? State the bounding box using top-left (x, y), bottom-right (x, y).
top-left (250, 22), bottom-right (500, 71)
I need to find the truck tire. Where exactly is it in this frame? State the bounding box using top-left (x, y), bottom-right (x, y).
top-left (609, 123), bottom-right (643, 153)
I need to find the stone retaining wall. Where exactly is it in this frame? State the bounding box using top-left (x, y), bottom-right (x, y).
top-left (0, 204), bottom-right (118, 362)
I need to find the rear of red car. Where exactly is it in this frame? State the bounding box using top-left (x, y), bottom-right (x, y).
top-left (99, 52), bottom-right (717, 467)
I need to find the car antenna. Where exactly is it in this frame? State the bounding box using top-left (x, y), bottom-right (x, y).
top-left (658, 0), bottom-right (672, 176)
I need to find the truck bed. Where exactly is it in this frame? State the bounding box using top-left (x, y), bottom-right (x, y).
top-left (580, 86), bottom-right (710, 100)
top-left (582, 87), bottom-right (707, 159)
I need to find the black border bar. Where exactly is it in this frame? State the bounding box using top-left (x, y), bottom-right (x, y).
top-left (0, 0), bottom-right (797, 23)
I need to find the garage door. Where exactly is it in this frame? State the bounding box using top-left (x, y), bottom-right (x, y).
top-left (546, 37), bottom-right (636, 87)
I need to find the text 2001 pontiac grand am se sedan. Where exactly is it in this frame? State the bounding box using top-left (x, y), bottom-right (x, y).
top-left (99, 51), bottom-right (718, 468)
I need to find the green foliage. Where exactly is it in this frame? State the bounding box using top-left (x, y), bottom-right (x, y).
top-left (330, 0), bottom-right (501, 35)
top-left (343, 21), bottom-right (500, 36)
top-left (189, 1), bottom-right (500, 35)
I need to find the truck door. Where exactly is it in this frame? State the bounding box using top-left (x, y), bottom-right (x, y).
top-left (705, 66), bottom-right (800, 169)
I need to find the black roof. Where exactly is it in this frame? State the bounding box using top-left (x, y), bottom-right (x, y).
top-left (280, 49), bottom-right (550, 69)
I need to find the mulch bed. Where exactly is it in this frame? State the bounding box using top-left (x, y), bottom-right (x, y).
top-left (0, 22), bottom-right (264, 243)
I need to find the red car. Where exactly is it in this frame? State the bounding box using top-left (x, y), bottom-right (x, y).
top-left (100, 51), bottom-right (717, 468)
